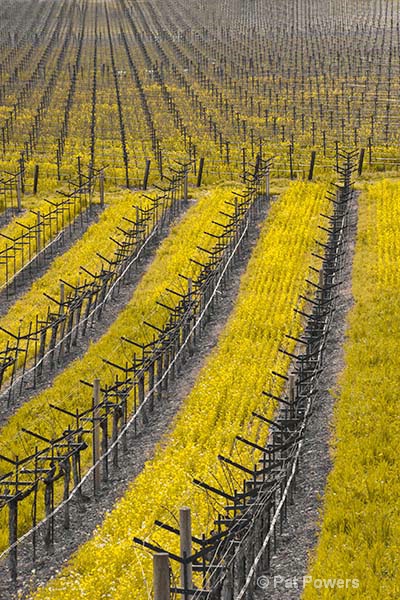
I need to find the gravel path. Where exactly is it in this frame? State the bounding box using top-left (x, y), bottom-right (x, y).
top-left (255, 195), bottom-right (358, 600)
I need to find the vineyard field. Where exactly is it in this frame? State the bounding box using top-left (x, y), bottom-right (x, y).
top-left (0, 1), bottom-right (398, 599)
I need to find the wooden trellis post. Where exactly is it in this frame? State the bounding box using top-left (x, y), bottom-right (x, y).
top-left (143, 159), bottom-right (151, 190)
top-left (99, 169), bottom-right (105, 207)
top-left (16, 173), bottom-right (22, 212)
top-left (148, 360), bottom-right (155, 412)
top-left (93, 378), bottom-right (101, 496)
top-left (308, 150), bottom-right (316, 181)
top-left (184, 169), bottom-right (188, 204)
top-left (153, 553), bottom-right (170, 600)
top-left (112, 405), bottom-right (120, 468)
top-left (180, 507), bottom-right (193, 596)
top-left (62, 457), bottom-right (71, 530)
top-left (33, 165), bottom-right (39, 195)
top-left (44, 466), bottom-right (55, 551)
top-left (196, 157), bottom-right (204, 187)
top-left (358, 148), bottom-right (365, 176)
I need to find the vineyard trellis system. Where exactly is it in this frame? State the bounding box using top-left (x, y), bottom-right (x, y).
top-left (0, 155), bottom-right (272, 584)
top-left (132, 150), bottom-right (358, 600)
top-left (0, 166), bottom-right (105, 300)
top-left (0, 0), bottom-right (399, 190)
top-left (0, 161), bottom-right (191, 405)
top-left (0, 169), bottom-right (23, 225)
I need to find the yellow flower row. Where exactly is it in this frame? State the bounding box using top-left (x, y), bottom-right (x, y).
top-left (304, 180), bottom-right (400, 600)
top-left (34, 180), bottom-right (329, 599)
